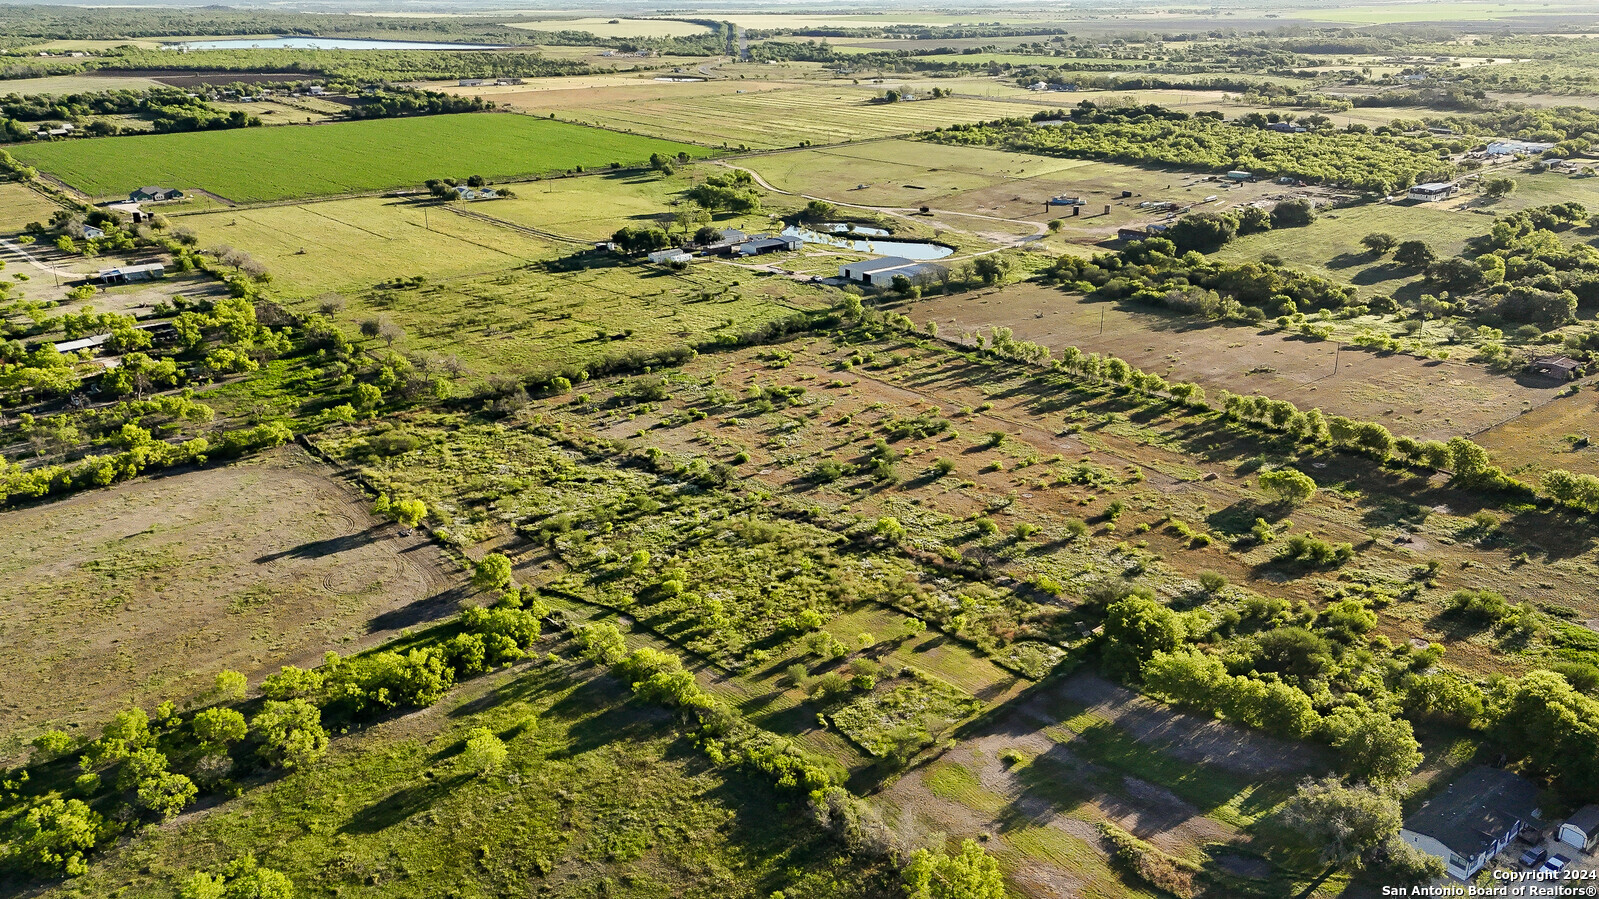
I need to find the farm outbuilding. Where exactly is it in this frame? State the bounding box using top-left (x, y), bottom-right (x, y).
top-left (1560, 806), bottom-right (1599, 853)
top-left (1226, 170), bottom-right (1254, 182)
top-left (96, 262), bottom-right (165, 285)
top-left (647, 249), bottom-right (692, 264)
top-left (1408, 182), bottom-right (1457, 202)
top-left (838, 256), bottom-right (946, 287)
top-left (1530, 356), bottom-right (1582, 380)
top-left (735, 235), bottom-right (802, 256)
top-left (1399, 767), bottom-right (1541, 881)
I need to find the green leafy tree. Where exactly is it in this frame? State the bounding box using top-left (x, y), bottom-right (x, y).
top-left (1360, 232), bottom-right (1398, 256)
top-left (393, 498), bottom-right (427, 528)
top-left (1283, 776), bottom-right (1402, 868)
top-left (1393, 240), bottom-right (1436, 270)
top-left (252, 699), bottom-right (329, 770)
top-left (137, 771), bottom-right (198, 820)
top-left (192, 708), bottom-right (248, 753)
top-left (575, 622), bottom-right (628, 665)
top-left (1101, 596), bottom-right (1184, 680)
top-left (472, 552), bottom-right (513, 590)
top-left (1323, 707), bottom-right (1423, 785)
top-left (214, 670), bottom-right (248, 702)
top-left (1259, 467), bottom-right (1317, 507)
top-left (903, 839), bottom-right (1006, 899)
top-left (180, 855), bottom-right (295, 899)
top-left (10, 798), bottom-right (103, 876)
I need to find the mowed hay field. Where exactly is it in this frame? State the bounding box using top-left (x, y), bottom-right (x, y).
top-left (179, 197), bottom-right (561, 295)
top-left (0, 182), bottom-right (65, 233)
top-left (546, 87), bottom-right (1055, 150)
top-left (10, 113), bottom-right (712, 202)
top-left (0, 447), bottom-right (461, 758)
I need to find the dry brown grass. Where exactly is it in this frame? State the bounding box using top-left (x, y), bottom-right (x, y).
top-left (0, 446), bottom-right (465, 758)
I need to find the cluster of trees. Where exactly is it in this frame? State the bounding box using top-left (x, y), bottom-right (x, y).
top-left (685, 168), bottom-right (761, 213)
top-left (344, 87), bottom-right (488, 120)
top-left (1045, 238), bottom-right (1358, 321)
top-left (5, 584), bottom-right (552, 878)
top-left (1361, 203), bottom-right (1597, 330)
top-left (0, 87), bottom-right (259, 138)
top-left (927, 102), bottom-right (1455, 193)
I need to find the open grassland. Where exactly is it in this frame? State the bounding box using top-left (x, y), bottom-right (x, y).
top-left (310, 258), bottom-right (829, 380)
top-left (506, 16), bottom-right (711, 37)
top-left (0, 182), bottom-right (65, 233)
top-left (899, 281), bottom-right (1563, 441)
top-left (544, 88), bottom-right (1054, 150)
top-left (0, 72), bottom-right (164, 94)
top-left (179, 196), bottom-right (561, 296)
top-left (1214, 201), bottom-right (1489, 298)
top-left (10, 114), bottom-right (711, 202)
top-left (41, 651), bottom-right (883, 899)
top-left (0, 447), bottom-right (460, 759)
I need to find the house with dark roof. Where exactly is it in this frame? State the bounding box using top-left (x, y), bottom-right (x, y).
top-left (129, 186), bottom-right (183, 202)
top-left (1400, 767), bottom-right (1541, 881)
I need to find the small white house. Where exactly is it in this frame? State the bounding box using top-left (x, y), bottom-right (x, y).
top-left (1408, 182), bottom-right (1457, 202)
top-left (1559, 806), bottom-right (1599, 853)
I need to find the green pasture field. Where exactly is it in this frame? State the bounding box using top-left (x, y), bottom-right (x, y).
top-left (46, 655), bottom-right (882, 899)
top-left (310, 258), bottom-right (829, 379)
top-left (505, 16), bottom-right (711, 37)
top-left (178, 196), bottom-right (561, 296)
top-left (0, 182), bottom-right (64, 234)
top-left (549, 88), bottom-right (1055, 151)
top-left (10, 114), bottom-right (712, 203)
top-left (1213, 200), bottom-right (1487, 297)
top-left (468, 170), bottom-right (773, 241)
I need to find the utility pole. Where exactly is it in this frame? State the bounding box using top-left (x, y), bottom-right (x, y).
top-left (1100, 305), bottom-right (1106, 335)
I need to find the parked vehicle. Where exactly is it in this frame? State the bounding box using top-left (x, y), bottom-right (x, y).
top-left (1520, 847), bottom-right (1548, 868)
top-left (1540, 855), bottom-right (1571, 875)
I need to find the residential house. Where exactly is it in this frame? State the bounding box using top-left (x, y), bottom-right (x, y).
top-left (1399, 766), bottom-right (1541, 881)
top-left (129, 186), bottom-right (183, 202)
top-left (452, 186), bottom-right (477, 200)
top-left (82, 226), bottom-right (105, 240)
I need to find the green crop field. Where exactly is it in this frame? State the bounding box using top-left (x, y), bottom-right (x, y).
top-left (10, 113), bottom-right (712, 203)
